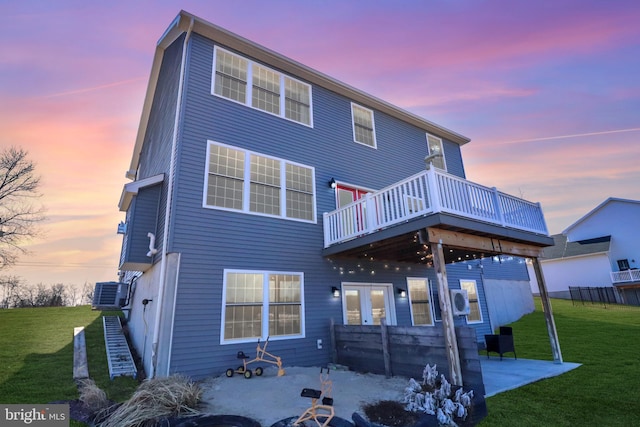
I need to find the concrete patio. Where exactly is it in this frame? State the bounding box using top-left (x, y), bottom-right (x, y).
top-left (480, 357), bottom-right (582, 397)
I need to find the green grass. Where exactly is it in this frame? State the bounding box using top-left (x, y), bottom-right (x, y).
top-left (2, 300), bottom-right (640, 426)
top-left (0, 306), bottom-right (138, 425)
top-left (479, 298), bottom-right (640, 426)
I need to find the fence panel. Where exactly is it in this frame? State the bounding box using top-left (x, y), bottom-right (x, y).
top-left (569, 286), bottom-right (624, 307)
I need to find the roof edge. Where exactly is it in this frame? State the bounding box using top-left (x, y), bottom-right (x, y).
top-left (563, 197), bottom-right (640, 235)
top-left (119, 173), bottom-right (165, 211)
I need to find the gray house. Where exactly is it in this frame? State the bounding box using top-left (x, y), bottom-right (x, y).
top-left (117, 11), bottom-right (555, 380)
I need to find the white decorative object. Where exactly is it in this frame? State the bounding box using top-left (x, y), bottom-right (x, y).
top-left (403, 364), bottom-right (474, 426)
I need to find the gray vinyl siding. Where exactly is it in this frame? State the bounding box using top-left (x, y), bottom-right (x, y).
top-left (480, 256), bottom-right (530, 281)
top-left (135, 34), bottom-right (185, 259)
top-left (156, 33), bottom-right (480, 378)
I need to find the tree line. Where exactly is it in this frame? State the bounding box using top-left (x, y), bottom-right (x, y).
top-left (0, 276), bottom-right (95, 308)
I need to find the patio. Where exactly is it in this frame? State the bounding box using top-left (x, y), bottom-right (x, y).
top-left (200, 359), bottom-right (581, 426)
top-left (480, 357), bottom-right (581, 397)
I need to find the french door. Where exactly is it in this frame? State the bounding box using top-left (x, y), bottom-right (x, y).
top-left (342, 283), bottom-right (396, 326)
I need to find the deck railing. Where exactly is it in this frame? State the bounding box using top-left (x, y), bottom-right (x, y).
top-left (611, 269), bottom-right (640, 284)
top-left (323, 167), bottom-right (549, 248)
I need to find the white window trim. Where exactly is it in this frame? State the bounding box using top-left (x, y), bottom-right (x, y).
top-left (220, 269), bottom-right (306, 345)
top-left (351, 102), bottom-right (377, 148)
top-left (407, 277), bottom-right (435, 326)
top-left (203, 140), bottom-right (317, 224)
top-left (460, 279), bottom-right (483, 324)
top-left (426, 133), bottom-right (447, 171)
top-left (212, 46), bottom-right (314, 128)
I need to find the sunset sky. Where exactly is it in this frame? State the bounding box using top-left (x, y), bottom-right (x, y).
top-left (2, 0), bottom-right (639, 286)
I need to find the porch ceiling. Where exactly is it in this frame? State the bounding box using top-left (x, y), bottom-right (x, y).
top-left (322, 212), bottom-right (554, 265)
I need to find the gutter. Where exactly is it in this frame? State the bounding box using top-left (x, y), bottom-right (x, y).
top-left (150, 16), bottom-right (194, 378)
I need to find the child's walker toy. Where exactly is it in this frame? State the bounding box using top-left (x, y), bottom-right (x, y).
top-left (225, 337), bottom-right (285, 379)
top-left (294, 367), bottom-right (334, 427)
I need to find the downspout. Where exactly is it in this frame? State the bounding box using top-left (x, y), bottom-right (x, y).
top-left (150, 17), bottom-right (194, 378)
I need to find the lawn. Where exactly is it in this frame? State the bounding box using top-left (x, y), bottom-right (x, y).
top-left (0, 306), bottom-right (138, 425)
top-left (1, 300), bottom-right (639, 426)
top-left (479, 298), bottom-right (640, 426)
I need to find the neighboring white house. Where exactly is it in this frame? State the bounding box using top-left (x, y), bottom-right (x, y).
top-left (529, 198), bottom-right (640, 305)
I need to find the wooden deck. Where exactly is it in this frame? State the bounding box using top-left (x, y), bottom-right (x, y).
top-left (324, 167), bottom-right (549, 249)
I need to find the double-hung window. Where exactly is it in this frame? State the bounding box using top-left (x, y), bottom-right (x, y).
top-left (351, 103), bottom-right (376, 148)
top-left (213, 46), bottom-right (312, 126)
top-left (222, 270), bottom-right (304, 343)
top-left (460, 280), bottom-right (482, 324)
top-left (214, 49), bottom-right (248, 103)
top-left (407, 278), bottom-right (434, 326)
top-left (426, 133), bottom-right (446, 170)
top-left (205, 141), bottom-right (316, 223)
top-left (252, 64), bottom-right (280, 115)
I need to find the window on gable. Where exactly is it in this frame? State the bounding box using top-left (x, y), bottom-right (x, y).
top-left (460, 280), bottom-right (482, 324)
top-left (252, 64), bottom-right (280, 115)
top-left (426, 134), bottom-right (446, 170)
top-left (214, 49), bottom-right (248, 103)
top-left (351, 103), bottom-right (376, 147)
top-left (407, 278), bottom-right (434, 326)
top-left (213, 47), bottom-right (312, 126)
top-left (205, 141), bottom-right (316, 223)
top-left (222, 270), bottom-right (304, 343)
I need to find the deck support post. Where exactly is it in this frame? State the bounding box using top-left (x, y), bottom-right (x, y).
top-left (531, 257), bottom-right (563, 363)
top-left (433, 241), bottom-right (463, 386)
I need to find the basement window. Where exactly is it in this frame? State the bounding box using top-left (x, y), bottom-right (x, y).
top-left (221, 270), bottom-right (305, 344)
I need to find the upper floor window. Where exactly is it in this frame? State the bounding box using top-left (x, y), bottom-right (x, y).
top-left (213, 47), bottom-right (312, 126)
top-left (426, 133), bottom-right (446, 170)
top-left (460, 280), bottom-right (482, 324)
top-left (205, 141), bottom-right (316, 223)
top-left (617, 259), bottom-right (630, 271)
top-left (351, 103), bottom-right (376, 148)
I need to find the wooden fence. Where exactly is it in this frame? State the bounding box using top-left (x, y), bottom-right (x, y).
top-left (331, 321), bottom-right (485, 398)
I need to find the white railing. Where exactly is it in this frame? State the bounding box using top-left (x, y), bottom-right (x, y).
top-left (611, 269), bottom-right (640, 283)
top-left (323, 167), bottom-right (549, 247)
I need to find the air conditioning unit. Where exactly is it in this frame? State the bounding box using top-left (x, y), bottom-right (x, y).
top-left (450, 289), bottom-right (470, 315)
top-left (92, 282), bottom-right (129, 309)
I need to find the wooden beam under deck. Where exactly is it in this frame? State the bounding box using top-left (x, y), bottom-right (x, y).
top-left (425, 228), bottom-right (545, 259)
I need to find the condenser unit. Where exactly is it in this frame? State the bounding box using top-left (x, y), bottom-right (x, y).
top-left (450, 289), bottom-right (470, 316)
top-left (92, 282), bottom-right (129, 309)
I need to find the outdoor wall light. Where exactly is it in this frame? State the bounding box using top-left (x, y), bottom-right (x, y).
top-left (329, 178), bottom-right (337, 189)
top-left (397, 288), bottom-right (407, 298)
top-left (331, 286), bottom-right (340, 298)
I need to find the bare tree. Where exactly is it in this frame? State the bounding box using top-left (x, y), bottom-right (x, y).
top-left (82, 281), bottom-right (95, 305)
top-left (0, 275), bottom-right (21, 308)
top-left (0, 147), bottom-right (45, 269)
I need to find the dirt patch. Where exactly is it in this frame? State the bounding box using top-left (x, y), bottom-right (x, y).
top-left (363, 400), bottom-right (420, 427)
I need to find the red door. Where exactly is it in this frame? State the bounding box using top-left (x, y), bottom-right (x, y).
top-left (336, 185), bottom-right (369, 234)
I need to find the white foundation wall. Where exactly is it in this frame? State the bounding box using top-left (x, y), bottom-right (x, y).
top-left (126, 262), bottom-right (163, 378)
top-left (528, 253), bottom-right (612, 299)
top-left (483, 278), bottom-right (535, 332)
